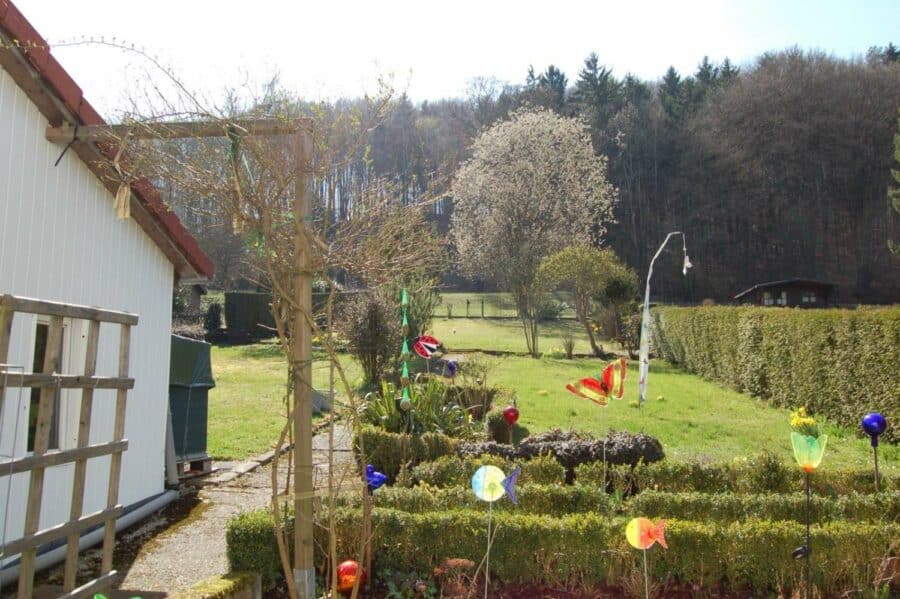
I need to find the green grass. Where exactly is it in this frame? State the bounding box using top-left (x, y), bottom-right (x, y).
top-left (207, 341), bottom-right (360, 460)
top-left (208, 315), bottom-right (896, 473)
top-left (431, 318), bottom-right (615, 355)
top-left (484, 355), bottom-right (898, 473)
top-left (437, 291), bottom-right (576, 319)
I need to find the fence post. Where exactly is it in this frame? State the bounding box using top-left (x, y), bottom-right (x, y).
top-left (466, 299), bottom-right (470, 318)
top-left (481, 299), bottom-right (485, 318)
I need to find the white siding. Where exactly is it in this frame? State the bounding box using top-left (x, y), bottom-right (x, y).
top-left (0, 66), bottom-right (174, 551)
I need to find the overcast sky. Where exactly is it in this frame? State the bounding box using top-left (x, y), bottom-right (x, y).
top-left (12, 0), bottom-right (900, 116)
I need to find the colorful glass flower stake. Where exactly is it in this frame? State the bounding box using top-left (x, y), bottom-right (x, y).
top-left (861, 412), bottom-right (887, 490)
top-left (361, 464), bottom-right (387, 591)
top-left (565, 358), bottom-right (627, 488)
top-left (502, 405), bottom-right (519, 444)
top-left (413, 334), bottom-right (442, 376)
top-left (626, 517), bottom-right (668, 599)
top-left (789, 407), bottom-right (827, 599)
top-left (471, 465), bottom-right (520, 599)
top-left (399, 289), bottom-right (413, 429)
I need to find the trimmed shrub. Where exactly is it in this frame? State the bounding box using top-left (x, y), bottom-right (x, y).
top-left (226, 509), bottom-right (288, 589)
top-left (203, 301), bottom-right (223, 334)
top-left (334, 483), bottom-right (613, 516)
top-left (629, 490), bottom-right (900, 524)
top-left (223, 291), bottom-right (276, 336)
top-left (357, 426), bottom-right (456, 481)
top-left (407, 454), bottom-right (566, 488)
top-left (653, 305), bottom-right (900, 442)
top-left (577, 459), bottom-right (898, 495)
top-left (459, 428), bottom-right (664, 477)
top-left (228, 506), bottom-right (899, 596)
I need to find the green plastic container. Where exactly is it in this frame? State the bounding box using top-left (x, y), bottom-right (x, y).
top-left (169, 335), bottom-right (215, 460)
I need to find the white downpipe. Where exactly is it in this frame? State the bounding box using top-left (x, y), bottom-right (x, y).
top-left (0, 490), bottom-right (179, 586)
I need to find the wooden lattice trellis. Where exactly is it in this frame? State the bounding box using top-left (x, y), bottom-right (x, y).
top-left (0, 294), bottom-right (138, 598)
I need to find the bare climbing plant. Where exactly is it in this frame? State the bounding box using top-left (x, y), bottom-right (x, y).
top-left (56, 41), bottom-right (442, 598)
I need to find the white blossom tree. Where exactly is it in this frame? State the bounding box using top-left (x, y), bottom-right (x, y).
top-left (450, 108), bottom-right (616, 355)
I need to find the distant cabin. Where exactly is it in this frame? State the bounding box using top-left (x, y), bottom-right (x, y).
top-left (733, 279), bottom-right (835, 308)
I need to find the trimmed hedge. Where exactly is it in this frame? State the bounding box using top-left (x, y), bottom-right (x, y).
top-left (224, 290), bottom-right (362, 335)
top-left (226, 509), bottom-right (289, 589)
top-left (357, 426), bottom-right (457, 481)
top-left (223, 292), bottom-right (276, 336)
top-left (576, 460), bottom-right (898, 495)
top-left (652, 306), bottom-right (900, 442)
top-left (330, 485), bottom-right (900, 523)
top-left (630, 490), bottom-right (900, 524)
top-left (229, 506), bottom-right (899, 595)
top-left (335, 484), bottom-right (612, 516)
top-left (407, 454), bottom-right (565, 488)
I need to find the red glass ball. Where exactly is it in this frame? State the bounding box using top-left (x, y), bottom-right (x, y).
top-left (502, 405), bottom-right (520, 426)
top-left (336, 559), bottom-right (365, 594)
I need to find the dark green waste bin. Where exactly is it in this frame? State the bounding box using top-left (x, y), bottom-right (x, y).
top-left (169, 335), bottom-right (215, 461)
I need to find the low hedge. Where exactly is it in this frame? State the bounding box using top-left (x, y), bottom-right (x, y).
top-left (577, 459), bottom-right (898, 495)
top-left (408, 454), bottom-right (565, 488)
top-left (652, 306), bottom-right (900, 442)
top-left (336, 483), bottom-right (612, 516)
top-left (229, 506), bottom-right (899, 595)
top-left (226, 509), bottom-right (290, 589)
top-left (631, 490), bottom-right (900, 524)
top-left (356, 426), bottom-right (457, 481)
top-left (331, 484), bottom-right (900, 523)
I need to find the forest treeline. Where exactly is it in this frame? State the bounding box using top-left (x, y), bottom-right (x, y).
top-left (186, 45), bottom-right (900, 303)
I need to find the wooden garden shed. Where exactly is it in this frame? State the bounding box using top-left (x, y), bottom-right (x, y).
top-left (0, 0), bottom-right (213, 593)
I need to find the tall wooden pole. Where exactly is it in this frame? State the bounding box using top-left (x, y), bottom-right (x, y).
top-left (292, 126), bottom-right (316, 597)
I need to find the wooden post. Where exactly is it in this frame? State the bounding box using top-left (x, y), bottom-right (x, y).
top-left (292, 127), bottom-right (316, 597)
top-left (18, 315), bottom-right (63, 599)
top-left (0, 299), bottom-right (12, 417)
top-left (101, 324), bottom-right (130, 574)
top-left (63, 320), bottom-right (101, 590)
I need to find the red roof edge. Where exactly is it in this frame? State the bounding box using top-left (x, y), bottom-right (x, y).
top-left (0, 0), bottom-right (214, 280)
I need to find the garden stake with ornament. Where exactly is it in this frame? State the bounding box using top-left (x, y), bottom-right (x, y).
top-left (565, 358), bottom-right (627, 488)
top-left (471, 465), bottom-right (520, 599)
top-left (626, 517), bottom-right (668, 599)
top-left (861, 412), bottom-right (887, 490)
top-left (638, 232), bottom-right (691, 423)
top-left (790, 407), bottom-right (827, 599)
top-left (502, 405), bottom-right (519, 444)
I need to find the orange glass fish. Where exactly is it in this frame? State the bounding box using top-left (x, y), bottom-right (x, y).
top-left (626, 517), bottom-right (668, 550)
top-left (565, 358), bottom-right (627, 406)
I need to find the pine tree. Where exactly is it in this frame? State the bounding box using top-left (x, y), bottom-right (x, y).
top-left (573, 53), bottom-right (622, 149)
top-left (720, 57), bottom-right (740, 84)
top-left (659, 66), bottom-right (685, 121)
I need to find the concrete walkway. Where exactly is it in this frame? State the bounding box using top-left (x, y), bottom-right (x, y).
top-left (39, 424), bottom-right (355, 597)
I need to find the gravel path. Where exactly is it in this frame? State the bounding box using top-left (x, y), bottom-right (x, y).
top-left (37, 424), bottom-right (355, 597)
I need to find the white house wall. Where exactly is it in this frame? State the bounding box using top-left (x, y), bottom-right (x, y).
top-left (0, 66), bottom-right (174, 551)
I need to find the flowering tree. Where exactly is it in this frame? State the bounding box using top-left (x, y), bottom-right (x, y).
top-left (450, 108), bottom-right (616, 355)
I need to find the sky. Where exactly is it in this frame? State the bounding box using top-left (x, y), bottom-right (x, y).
top-left (11, 0), bottom-right (900, 117)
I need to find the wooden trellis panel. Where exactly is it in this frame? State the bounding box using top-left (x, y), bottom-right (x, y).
top-left (0, 294), bottom-right (138, 599)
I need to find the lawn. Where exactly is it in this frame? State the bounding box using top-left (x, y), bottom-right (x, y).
top-left (431, 317), bottom-right (618, 355)
top-left (484, 355), bottom-right (898, 472)
top-left (207, 341), bottom-right (360, 460)
top-left (208, 313), bottom-right (895, 473)
top-left (437, 291), bottom-right (576, 319)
